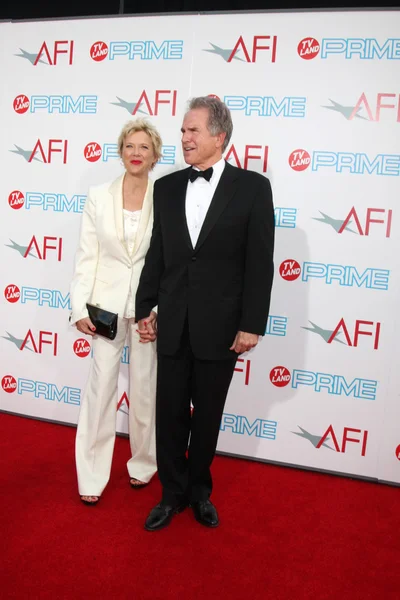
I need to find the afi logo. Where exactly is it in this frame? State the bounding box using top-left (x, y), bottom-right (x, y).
top-left (34, 41), bottom-right (74, 65)
top-left (228, 35), bottom-right (277, 63)
top-left (329, 319), bottom-right (381, 350)
top-left (234, 358), bottom-right (251, 385)
top-left (4, 285), bottom-right (20, 303)
top-left (2, 375), bottom-right (17, 393)
top-left (90, 41), bottom-right (109, 61)
top-left (84, 142), bottom-right (102, 162)
top-left (132, 90), bottom-right (177, 116)
top-left (314, 207), bottom-right (393, 238)
top-left (279, 260), bottom-right (301, 281)
top-left (351, 93), bottom-right (400, 122)
top-left (269, 366), bottom-right (291, 387)
top-left (289, 149), bottom-right (311, 171)
top-left (20, 330), bottom-right (58, 355)
top-left (317, 425), bottom-right (368, 456)
top-left (13, 95), bottom-right (30, 114)
top-left (24, 236), bottom-right (63, 261)
top-left (226, 144), bottom-right (269, 172)
top-left (117, 391), bottom-right (130, 412)
top-left (298, 38), bottom-right (320, 60)
top-left (29, 139), bottom-right (68, 164)
top-left (73, 338), bottom-right (91, 357)
top-left (8, 191), bottom-right (24, 209)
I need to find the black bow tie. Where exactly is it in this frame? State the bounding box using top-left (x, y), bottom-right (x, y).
top-left (189, 167), bottom-right (213, 183)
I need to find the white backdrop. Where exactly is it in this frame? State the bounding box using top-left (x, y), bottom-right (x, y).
top-left (1, 10), bottom-right (400, 484)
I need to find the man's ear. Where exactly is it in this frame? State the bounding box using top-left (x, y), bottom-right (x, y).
top-left (215, 132), bottom-right (226, 150)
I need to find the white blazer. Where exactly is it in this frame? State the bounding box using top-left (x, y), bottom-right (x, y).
top-left (70, 174), bottom-right (154, 325)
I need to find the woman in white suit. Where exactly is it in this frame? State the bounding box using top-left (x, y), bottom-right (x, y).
top-left (70, 119), bottom-right (162, 505)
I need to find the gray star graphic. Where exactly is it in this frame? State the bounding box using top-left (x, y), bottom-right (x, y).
top-left (14, 48), bottom-right (47, 66)
top-left (203, 43), bottom-right (244, 62)
top-left (110, 97), bottom-right (147, 115)
top-left (9, 145), bottom-right (41, 162)
top-left (5, 239), bottom-right (36, 258)
top-left (322, 99), bottom-right (368, 121)
top-left (292, 426), bottom-right (334, 450)
top-left (1, 332), bottom-right (32, 351)
top-left (301, 321), bottom-right (345, 344)
top-left (313, 211), bottom-right (356, 234)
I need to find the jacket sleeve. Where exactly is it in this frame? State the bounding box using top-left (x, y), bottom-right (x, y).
top-left (69, 189), bottom-right (99, 325)
top-left (239, 176), bottom-right (275, 335)
top-left (135, 181), bottom-right (164, 321)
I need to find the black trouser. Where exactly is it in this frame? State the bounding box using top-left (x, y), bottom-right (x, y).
top-left (156, 322), bottom-right (237, 507)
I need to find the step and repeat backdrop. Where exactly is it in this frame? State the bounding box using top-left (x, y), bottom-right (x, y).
top-left (1, 10), bottom-right (399, 484)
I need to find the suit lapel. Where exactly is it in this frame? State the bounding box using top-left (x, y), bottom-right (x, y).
top-left (174, 167), bottom-right (193, 250)
top-left (109, 174), bottom-right (129, 256)
top-left (132, 179), bottom-right (153, 256)
top-left (195, 162), bottom-right (239, 251)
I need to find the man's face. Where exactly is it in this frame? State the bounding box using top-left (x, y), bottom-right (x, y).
top-left (181, 108), bottom-right (225, 170)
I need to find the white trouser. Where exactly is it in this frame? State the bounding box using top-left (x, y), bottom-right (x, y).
top-left (75, 317), bottom-right (157, 496)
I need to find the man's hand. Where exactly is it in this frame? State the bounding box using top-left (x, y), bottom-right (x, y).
top-left (136, 311), bottom-right (157, 343)
top-left (230, 331), bottom-right (259, 354)
top-left (76, 317), bottom-right (96, 337)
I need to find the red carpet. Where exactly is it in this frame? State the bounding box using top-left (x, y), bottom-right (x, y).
top-left (1, 412), bottom-right (400, 599)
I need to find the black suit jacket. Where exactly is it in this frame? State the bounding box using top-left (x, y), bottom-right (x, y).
top-left (136, 162), bottom-right (275, 360)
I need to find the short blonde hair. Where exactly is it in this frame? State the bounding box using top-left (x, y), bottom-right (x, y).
top-left (117, 118), bottom-right (163, 168)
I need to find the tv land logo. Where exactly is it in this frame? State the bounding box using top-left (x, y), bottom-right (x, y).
top-left (83, 142), bottom-right (176, 165)
top-left (13, 94), bottom-right (97, 114)
top-left (1, 374), bottom-right (80, 405)
top-left (313, 208), bottom-right (393, 238)
top-left (73, 338), bottom-right (91, 358)
top-left (204, 35), bottom-right (277, 63)
top-left (223, 95), bottom-right (306, 118)
top-left (111, 90), bottom-right (178, 116)
top-left (396, 445), bottom-right (400, 461)
top-left (10, 139), bottom-right (68, 164)
top-left (89, 40), bottom-right (184, 61)
top-left (297, 37), bottom-right (400, 60)
top-left (269, 366), bottom-right (378, 401)
top-left (302, 319), bottom-right (381, 350)
top-left (292, 425), bottom-right (368, 456)
top-left (5, 236), bottom-right (63, 261)
top-left (220, 413), bottom-right (277, 440)
top-left (2, 329), bottom-right (58, 355)
top-left (323, 93), bottom-right (400, 122)
top-left (4, 285), bottom-right (70, 309)
top-left (8, 190), bottom-right (86, 213)
top-left (279, 259), bottom-right (389, 291)
top-left (15, 41), bottom-right (74, 66)
top-left (288, 149), bottom-right (400, 176)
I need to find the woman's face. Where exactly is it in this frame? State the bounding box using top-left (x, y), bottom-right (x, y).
top-left (121, 130), bottom-right (156, 177)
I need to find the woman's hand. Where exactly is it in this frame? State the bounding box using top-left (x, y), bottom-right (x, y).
top-left (76, 317), bottom-right (96, 336)
top-left (136, 311), bottom-right (157, 343)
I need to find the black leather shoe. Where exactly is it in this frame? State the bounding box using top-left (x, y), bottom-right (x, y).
top-left (144, 502), bottom-right (187, 531)
top-left (191, 500), bottom-right (219, 528)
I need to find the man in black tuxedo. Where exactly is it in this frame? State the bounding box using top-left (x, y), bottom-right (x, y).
top-left (136, 96), bottom-right (274, 531)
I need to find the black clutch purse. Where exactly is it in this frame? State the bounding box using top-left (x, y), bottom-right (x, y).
top-left (86, 303), bottom-right (118, 340)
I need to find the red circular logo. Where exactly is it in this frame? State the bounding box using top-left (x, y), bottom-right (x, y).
top-left (279, 259), bottom-right (301, 281)
top-left (2, 375), bottom-right (17, 393)
top-left (207, 94), bottom-right (221, 100)
top-left (297, 38), bottom-right (320, 60)
top-left (8, 190), bottom-right (25, 210)
top-left (90, 41), bottom-right (109, 61)
top-left (289, 149), bottom-right (311, 171)
top-left (13, 94), bottom-right (30, 114)
top-left (270, 366), bottom-right (291, 387)
top-left (84, 142), bottom-right (102, 162)
top-left (73, 338), bottom-right (91, 357)
top-left (4, 284), bottom-right (21, 303)
top-left (395, 445), bottom-right (400, 461)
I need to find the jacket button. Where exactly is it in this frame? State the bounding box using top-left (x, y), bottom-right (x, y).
top-left (191, 256), bottom-right (197, 261)
top-left (127, 264), bottom-right (132, 269)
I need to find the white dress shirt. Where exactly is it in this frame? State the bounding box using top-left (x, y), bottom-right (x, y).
top-left (185, 158), bottom-right (226, 248)
top-left (123, 208), bottom-right (141, 318)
